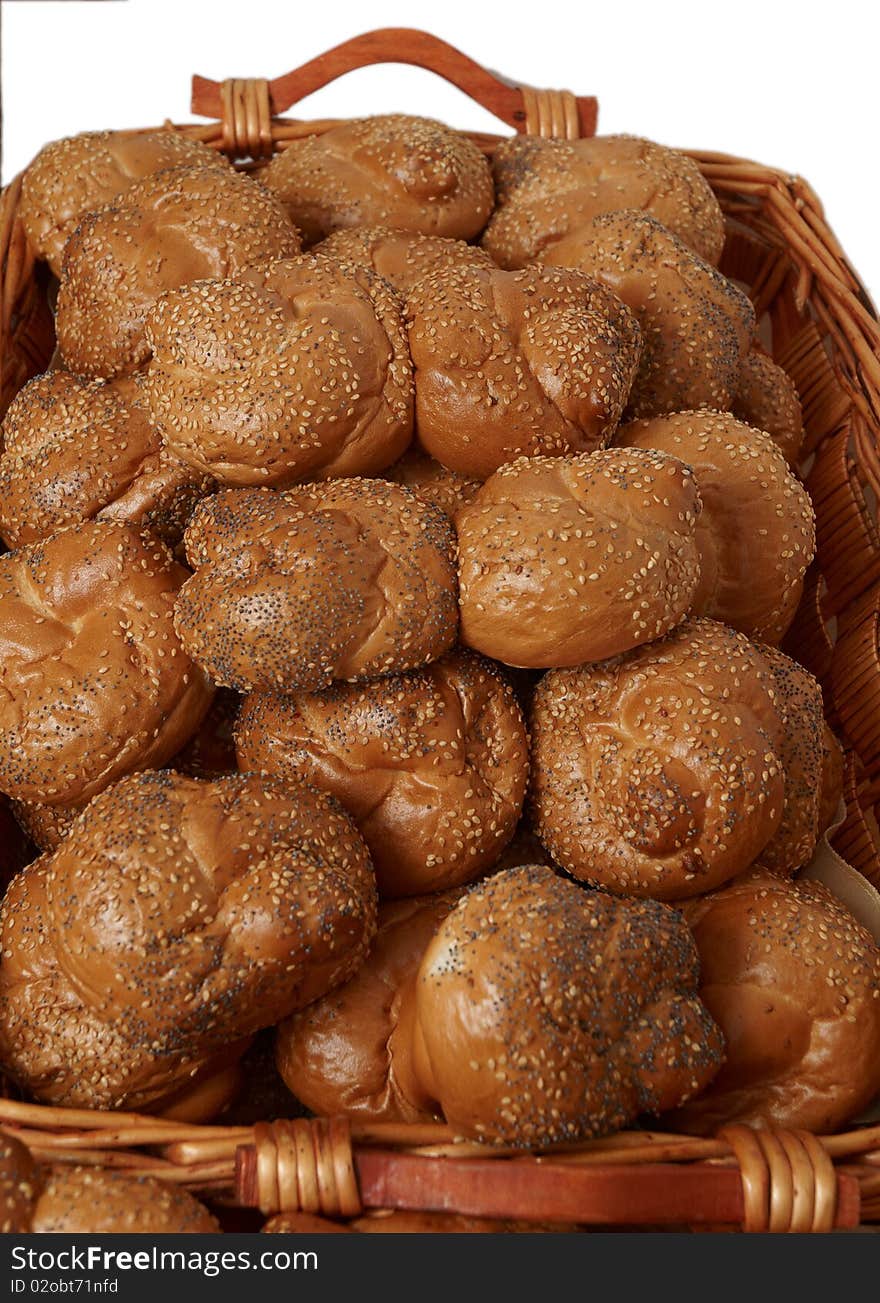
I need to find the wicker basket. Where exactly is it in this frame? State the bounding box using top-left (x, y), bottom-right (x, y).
top-left (1, 26), bottom-right (880, 1234)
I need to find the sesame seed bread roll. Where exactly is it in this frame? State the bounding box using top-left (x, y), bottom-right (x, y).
top-left (384, 445), bottom-right (482, 520)
top-left (144, 255), bottom-right (413, 487)
top-left (0, 1130), bottom-right (39, 1233)
top-left (9, 797), bottom-right (78, 852)
top-left (276, 893), bottom-right (460, 1123)
top-left (56, 165), bottom-right (300, 379)
top-left (30, 1167), bottom-right (221, 1234)
top-left (316, 224), bottom-right (494, 296)
top-left (19, 129), bottom-right (232, 277)
top-left (529, 619), bottom-right (787, 900)
top-left (0, 370), bottom-right (213, 550)
top-left (482, 134), bottom-right (725, 269)
top-left (407, 261), bottom-right (642, 478)
top-left (175, 482), bottom-right (458, 695)
top-left (0, 520), bottom-right (213, 808)
top-left (408, 866), bottom-right (723, 1144)
top-left (670, 870), bottom-right (880, 1135)
top-left (618, 411), bottom-right (816, 643)
top-left (456, 447), bottom-right (702, 668)
top-left (236, 649), bottom-right (529, 897)
top-left (539, 210), bottom-right (754, 419)
top-left (732, 349), bottom-right (805, 467)
top-left (757, 645), bottom-right (825, 876)
top-left (261, 115), bottom-right (494, 245)
top-left (0, 770), bottom-right (377, 1110)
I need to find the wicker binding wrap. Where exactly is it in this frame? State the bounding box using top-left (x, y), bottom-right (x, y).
top-left (1, 28), bottom-right (879, 1233)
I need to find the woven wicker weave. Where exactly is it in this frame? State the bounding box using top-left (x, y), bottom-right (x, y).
top-left (1, 27), bottom-right (879, 1233)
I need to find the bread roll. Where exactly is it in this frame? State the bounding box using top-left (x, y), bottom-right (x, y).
top-left (276, 893), bottom-right (459, 1122)
top-left (19, 129), bottom-right (230, 276)
top-left (56, 166), bottom-right (300, 378)
top-left (482, 134), bottom-right (725, 268)
top-left (261, 115), bottom-right (494, 244)
top-left (758, 645), bottom-right (825, 875)
top-left (409, 866), bottom-right (723, 1143)
top-left (31, 1168), bottom-right (220, 1234)
top-left (529, 619), bottom-right (786, 899)
top-left (732, 350), bottom-right (804, 467)
top-left (618, 411), bottom-right (815, 642)
top-left (539, 210), bottom-right (754, 418)
top-left (408, 261), bottom-right (642, 477)
top-left (175, 482), bottom-right (458, 694)
top-left (316, 224), bottom-right (494, 295)
top-left (9, 798), bottom-right (78, 852)
top-left (0, 520), bottom-right (213, 807)
top-left (384, 445), bottom-right (482, 520)
top-left (0, 371), bottom-right (213, 549)
top-left (457, 447), bottom-right (701, 668)
top-left (671, 870), bottom-right (880, 1134)
top-left (819, 725), bottom-right (845, 836)
top-left (0, 1131), bottom-right (38, 1233)
top-left (236, 649), bottom-right (528, 896)
top-left (0, 770), bottom-right (377, 1109)
top-left (145, 254), bottom-right (413, 487)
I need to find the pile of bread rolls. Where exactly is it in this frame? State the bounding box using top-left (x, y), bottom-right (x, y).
top-left (1, 116), bottom-right (878, 1235)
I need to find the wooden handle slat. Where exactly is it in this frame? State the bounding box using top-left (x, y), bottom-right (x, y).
top-left (191, 27), bottom-right (597, 137)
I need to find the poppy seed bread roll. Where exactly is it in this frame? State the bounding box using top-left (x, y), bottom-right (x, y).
top-left (0, 770), bottom-right (377, 1110)
top-left (10, 798), bottom-right (78, 853)
top-left (276, 893), bottom-right (459, 1122)
top-left (19, 129), bottom-right (231, 276)
top-left (671, 870), bottom-right (880, 1135)
top-left (732, 350), bottom-right (805, 467)
top-left (0, 371), bottom-right (213, 549)
top-left (316, 224), bottom-right (494, 296)
top-left (0, 520), bottom-right (213, 807)
top-left (408, 866), bottom-right (723, 1144)
top-left (539, 210), bottom-right (754, 419)
top-left (456, 447), bottom-right (702, 668)
top-left (144, 254), bottom-right (413, 487)
top-left (618, 411), bottom-right (815, 643)
top-left (529, 619), bottom-right (786, 900)
top-left (56, 166), bottom-right (300, 378)
top-left (482, 134), bottom-right (725, 269)
top-left (408, 261), bottom-right (642, 478)
top-left (261, 115), bottom-right (494, 245)
top-left (235, 649), bottom-right (529, 896)
top-left (175, 481), bottom-right (458, 694)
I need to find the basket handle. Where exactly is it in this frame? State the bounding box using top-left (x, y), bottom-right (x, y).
top-left (191, 26), bottom-right (598, 155)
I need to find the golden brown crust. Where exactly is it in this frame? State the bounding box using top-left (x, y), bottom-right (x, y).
top-left (540, 210), bottom-right (753, 419)
top-left (529, 619), bottom-right (786, 900)
top-left (19, 129), bottom-right (231, 276)
top-left (407, 261), bottom-right (642, 477)
top-left (457, 448), bottom-right (701, 668)
top-left (276, 893), bottom-right (459, 1122)
top-left (410, 866), bottom-right (723, 1144)
top-left (316, 224), bottom-right (494, 296)
top-left (0, 770), bottom-right (377, 1109)
top-left (482, 134), bottom-right (725, 269)
top-left (31, 1167), bottom-right (220, 1234)
top-left (383, 445), bottom-right (482, 520)
top-left (757, 645), bottom-right (825, 875)
top-left (236, 649), bottom-right (528, 896)
top-left (144, 254), bottom-right (413, 487)
top-left (262, 116), bottom-right (494, 245)
top-left (671, 870), bottom-right (880, 1134)
top-left (618, 411), bottom-right (816, 643)
top-left (0, 1129), bottom-right (41, 1233)
top-left (10, 797), bottom-right (79, 852)
top-left (175, 481), bottom-right (458, 695)
top-left (0, 520), bottom-right (213, 807)
top-left (732, 350), bottom-right (804, 467)
top-left (56, 166), bottom-right (300, 378)
top-left (0, 370), bottom-right (213, 549)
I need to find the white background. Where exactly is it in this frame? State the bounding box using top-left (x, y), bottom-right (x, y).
top-left (1, 0), bottom-right (877, 295)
